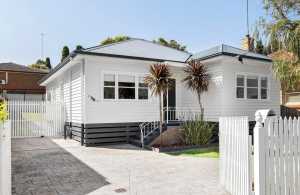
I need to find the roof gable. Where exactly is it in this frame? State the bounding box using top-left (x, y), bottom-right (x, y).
top-left (84, 39), bottom-right (191, 62)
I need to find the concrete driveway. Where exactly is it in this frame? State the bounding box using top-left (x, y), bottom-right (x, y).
top-left (12, 138), bottom-right (228, 195)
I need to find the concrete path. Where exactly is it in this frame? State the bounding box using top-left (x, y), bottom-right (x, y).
top-left (12, 138), bottom-right (229, 195)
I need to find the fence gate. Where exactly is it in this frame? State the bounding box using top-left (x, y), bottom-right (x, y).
top-left (7, 101), bottom-right (65, 137)
top-left (254, 116), bottom-right (300, 195)
top-left (219, 116), bottom-right (252, 195)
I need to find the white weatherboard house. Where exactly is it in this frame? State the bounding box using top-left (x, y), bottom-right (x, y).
top-left (39, 38), bottom-right (280, 146)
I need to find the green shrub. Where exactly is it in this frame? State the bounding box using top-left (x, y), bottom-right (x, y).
top-left (0, 100), bottom-right (8, 122)
top-left (180, 118), bottom-right (214, 145)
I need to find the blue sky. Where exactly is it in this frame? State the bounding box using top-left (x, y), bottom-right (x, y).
top-left (0, 0), bottom-right (267, 67)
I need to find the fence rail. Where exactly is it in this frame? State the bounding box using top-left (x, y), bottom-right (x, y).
top-left (7, 101), bottom-right (65, 138)
top-left (0, 121), bottom-right (11, 195)
top-left (219, 116), bottom-right (252, 195)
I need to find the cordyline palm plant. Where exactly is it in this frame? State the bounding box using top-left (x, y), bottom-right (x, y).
top-left (145, 63), bottom-right (171, 145)
top-left (183, 59), bottom-right (209, 119)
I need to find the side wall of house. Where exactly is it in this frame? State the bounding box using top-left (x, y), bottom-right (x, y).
top-left (45, 61), bottom-right (84, 124)
top-left (221, 56), bottom-right (280, 121)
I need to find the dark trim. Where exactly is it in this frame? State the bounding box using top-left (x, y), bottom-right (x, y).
top-left (66, 122), bottom-right (141, 147)
top-left (39, 50), bottom-right (187, 85)
top-left (195, 52), bottom-right (272, 62)
top-left (38, 54), bottom-right (73, 84)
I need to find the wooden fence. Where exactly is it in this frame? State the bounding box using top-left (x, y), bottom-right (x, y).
top-left (0, 121), bottom-right (11, 195)
top-left (254, 116), bottom-right (300, 195)
top-left (7, 101), bottom-right (65, 137)
top-left (219, 116), bottom-right (252, 195)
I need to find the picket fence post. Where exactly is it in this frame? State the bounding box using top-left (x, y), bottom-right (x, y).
top-left (254, 112), bottom-right (266, 195)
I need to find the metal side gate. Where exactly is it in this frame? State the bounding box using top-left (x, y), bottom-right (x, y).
top-left (7, 101), bottom-right (65, 138)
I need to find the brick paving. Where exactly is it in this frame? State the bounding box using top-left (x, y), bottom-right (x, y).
top-left (12, 138), bottom-right (109, 195)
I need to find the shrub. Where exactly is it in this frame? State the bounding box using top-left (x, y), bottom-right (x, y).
top-left (180, 118), bottom-right (214, 145)
top-left (0, 100), bottom-right (8, 122)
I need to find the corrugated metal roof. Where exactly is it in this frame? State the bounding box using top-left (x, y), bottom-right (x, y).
top-left (192, 44), bottom-right (272, 61)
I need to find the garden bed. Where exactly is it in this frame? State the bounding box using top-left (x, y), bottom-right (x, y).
top-left (151, 143), bottom-right (218, 153)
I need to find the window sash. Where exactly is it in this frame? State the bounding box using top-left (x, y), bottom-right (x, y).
top-left (236, 74), bottom-right (268, 100)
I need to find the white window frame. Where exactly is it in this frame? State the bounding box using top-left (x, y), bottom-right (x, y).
top-left (101, 71), bottom-right (149, 102)
top-left (235, 73), bottom-right (270, 101)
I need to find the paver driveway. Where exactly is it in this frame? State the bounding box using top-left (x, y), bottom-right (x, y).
top-left (12, 138), bottom-right (229, 195)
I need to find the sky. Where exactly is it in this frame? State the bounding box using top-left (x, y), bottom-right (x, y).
top-left (0, 0), bottom-right (267, 67)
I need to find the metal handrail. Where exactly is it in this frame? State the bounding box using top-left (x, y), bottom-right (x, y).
top-left (139, 121), bottom-right (159, 148)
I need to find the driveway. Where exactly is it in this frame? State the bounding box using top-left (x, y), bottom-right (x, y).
top-left (12, 138), bottom-right (228, 195)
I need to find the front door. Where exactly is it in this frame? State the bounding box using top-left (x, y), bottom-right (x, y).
top-left (164, 79), bottom-right (176, 121)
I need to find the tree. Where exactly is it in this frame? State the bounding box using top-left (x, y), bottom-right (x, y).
top-left (76, 45), bottom-right (83, 50)
top-left (255, 39), bottom-right (265, 54)
top-left (61, 46), bottom-right (70, 62)
top-left (145, 64), bottom-right (172, 146)
top-left (45, 57), bottom-right (51, 69)
top-left (270, 50), bottom-right (300, 104)
top-left (260, 0), bottom-right (300, 57)
top-left (153, 38), bottom-right (187, 51)
top-left (182, 59), bottom-right (209, 119)
top-left (100, 35), bottom-right (130, 45)
top-left (28, 59), bottom-right (48, 70)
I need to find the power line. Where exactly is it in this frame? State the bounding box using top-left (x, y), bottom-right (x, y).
top-left (40, 33), bottom-right (45, 60)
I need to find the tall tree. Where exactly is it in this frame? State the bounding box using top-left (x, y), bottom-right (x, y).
top-left (153, 38), bottom-right (187, 51)
top-left (145, 64), bottom-right (172, 146)
top-left (260, 0), bottom-right (300, 57)
top-left (100, 35), bottom-right (130, 45)
top-left (182, 59), bottom-right (209, 119)
top-left (270, 50), bottom-right (300, 104)
top-left (61, 46), bottom-right (70, 62)
top-left (45, 57), bottom-right (52, 69)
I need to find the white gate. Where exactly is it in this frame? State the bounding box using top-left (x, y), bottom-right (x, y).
top-left (7, 101), bottom-right (65, 137)
top-left (254, 116), bottom-right (300, 195)
top-left (219, 116), bottom-right (252, 195)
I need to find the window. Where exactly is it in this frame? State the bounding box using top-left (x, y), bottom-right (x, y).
top-left (118, 75), bottom-right (135, 99)
top-left (247, 76), bottom-right (258, 99)
top-left (138, 76), bottom-right (148, 99)
top-left (236, 74), bottom-right (268, 100)
top-left (236, 75), bottom-right (245, 98)
top-left (261, 77), bottom-right (268, 99)
top-left (104, 74), bottom-right (115, 99)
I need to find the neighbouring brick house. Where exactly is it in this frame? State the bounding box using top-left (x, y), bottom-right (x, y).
top-left (0, 62), bottom-right (48, 100)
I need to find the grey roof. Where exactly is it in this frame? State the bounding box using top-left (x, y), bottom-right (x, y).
top-left (0, 63), bottom-right (49, 73)
top-left (191, 44), bottom-right (272, 62)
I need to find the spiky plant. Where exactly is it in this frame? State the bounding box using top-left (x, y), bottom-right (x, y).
top-left (145, 63), bottom-right (172, 145)
top-left (182, 59), bottom-right (209, 119)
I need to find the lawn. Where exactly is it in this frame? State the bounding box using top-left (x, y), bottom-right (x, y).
top-left (167, 146), bottom-right (219, 158)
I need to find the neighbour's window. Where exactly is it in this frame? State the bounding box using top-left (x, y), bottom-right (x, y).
top-left (247, 76), bottom-right (259, 99)
top-left (118, 75), bottom-right (135, 99)
top-left (236, 75), bottom-right (245, 99)
top-left (138, 76), bottom-right (148, 100)
top-left (104, 74), bottom-right (115, 99)
top-left (47, 92), bottom-right (51, 101)
top-left (261, 77), bottom-right (268, 99)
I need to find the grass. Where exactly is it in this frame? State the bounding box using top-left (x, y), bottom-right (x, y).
top-left (167, 146), bottom-right (219, 158)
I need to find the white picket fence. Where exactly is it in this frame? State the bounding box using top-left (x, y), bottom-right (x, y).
top-left (7, 101), bottom-right (65, 137)
top-left (220, 113), bottom-right (300, 195)
top-left (255, 116), bottom-right (300, 195)
top-left (0, 121), bottom-right (11, 195)
top-left (219, 116), bottom-right (252, 195)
